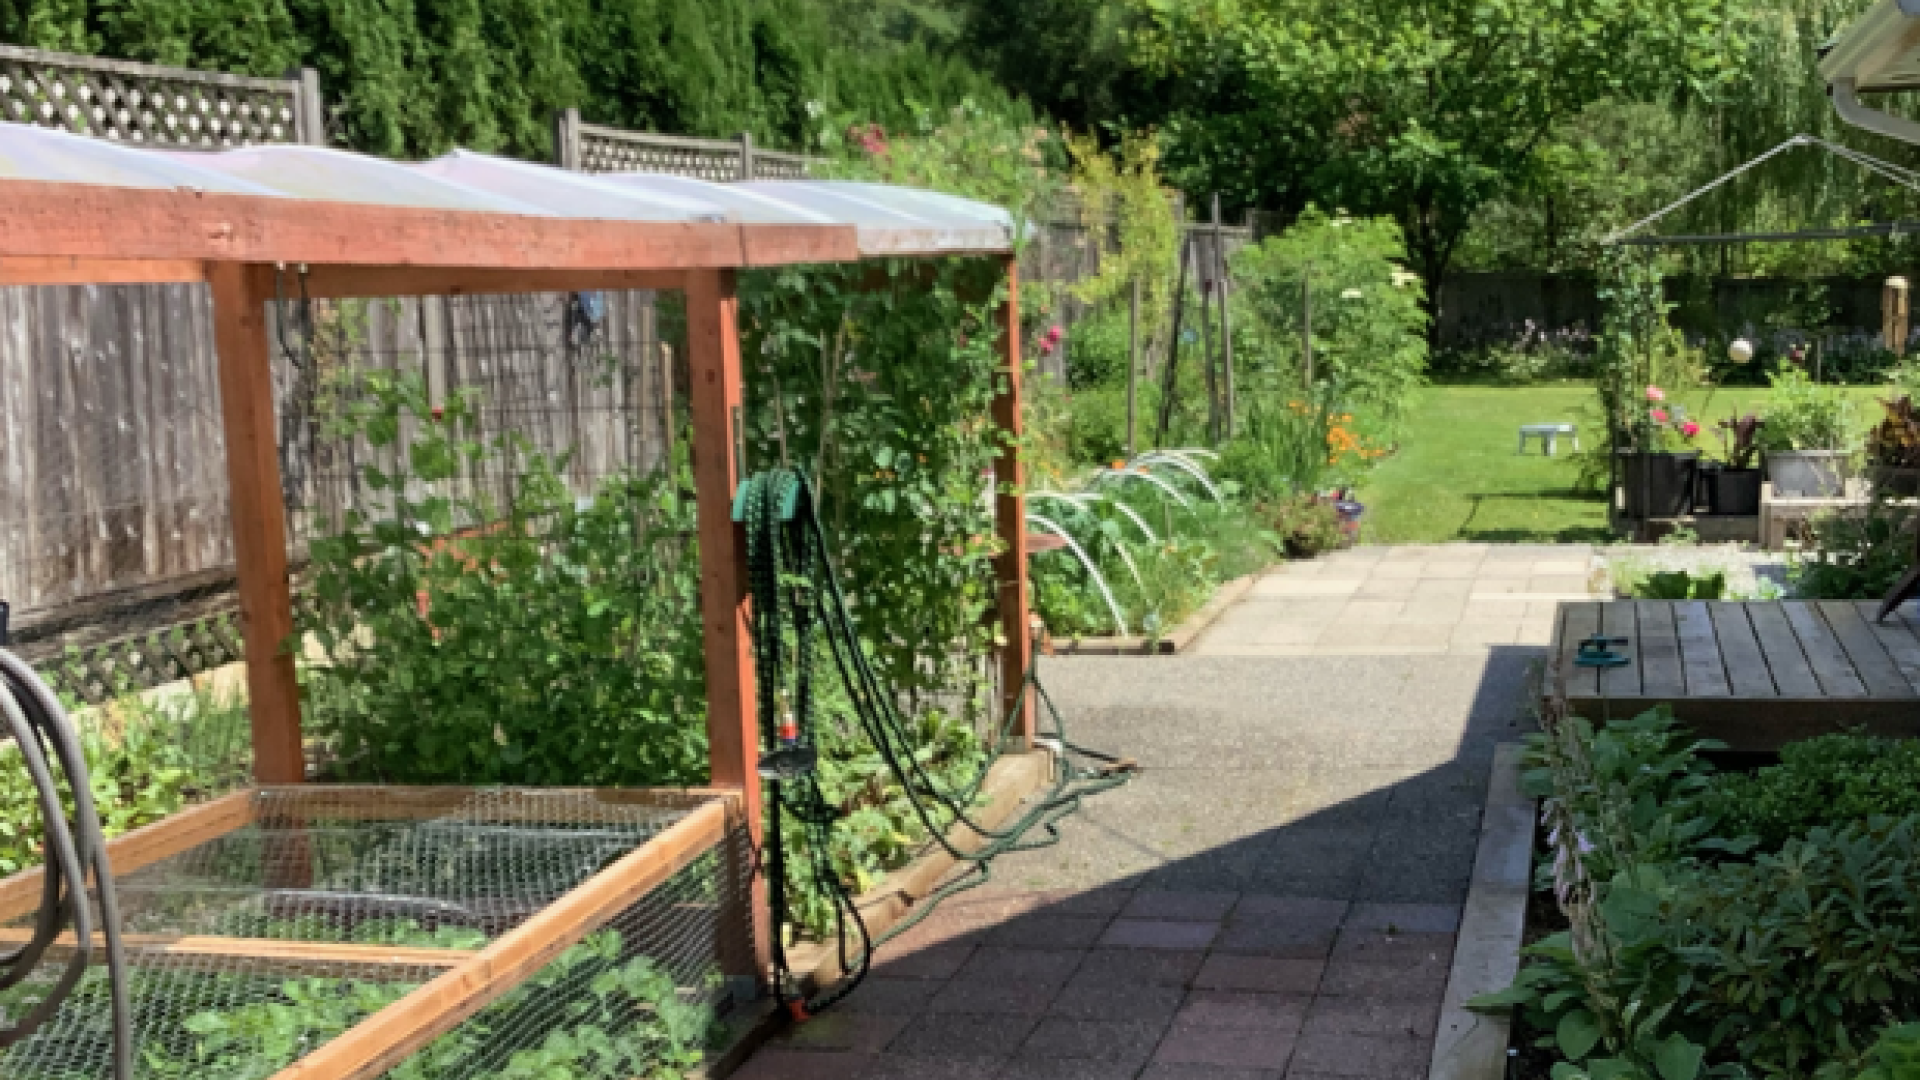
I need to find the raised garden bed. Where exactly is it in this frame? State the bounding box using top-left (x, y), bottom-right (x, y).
top-left (1043, 570), bottom-right (1266, 656)
top-left (0, 786), bottom-right (754, 1080)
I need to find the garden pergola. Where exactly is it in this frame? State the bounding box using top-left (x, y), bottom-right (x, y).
top-left (0, 120), bottom-right (1029, 1015)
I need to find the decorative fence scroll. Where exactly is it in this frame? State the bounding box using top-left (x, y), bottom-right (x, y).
top-left (0, 44), bottom-right (322, 148)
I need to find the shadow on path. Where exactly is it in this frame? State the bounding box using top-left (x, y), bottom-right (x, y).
top-left (738, 644), bottom-right (1541, 1080)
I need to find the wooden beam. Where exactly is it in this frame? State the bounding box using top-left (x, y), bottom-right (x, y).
top-left (210, 263), bottom-right (305, 784)
top-left (249, 784), bottom-right (743, 823)
top-left (682, 266), bottom-right (771, 989)
top-left (0, 929), bottom-right (473, 972)
top-left (269, 797), bottom-right (731, 1080)
top-left (0, 180), bottom-right (859, 269)
top-left (0, 256), bottom-right (206, 286)
top-left (991, 255), bottom-right (1035, 745)
top-left (295, 265), bottom-right (686, 300)
top-left (0, 790), bottom-right (256, 921)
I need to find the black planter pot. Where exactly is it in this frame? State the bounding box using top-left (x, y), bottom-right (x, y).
top-left (1617, 451), bottom-right (1699, 518)
top-left (1701, 466), bottom-right (1762, 516)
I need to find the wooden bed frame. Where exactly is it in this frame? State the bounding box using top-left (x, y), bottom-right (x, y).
top-left (0, 784), bottom-right (742, 1080)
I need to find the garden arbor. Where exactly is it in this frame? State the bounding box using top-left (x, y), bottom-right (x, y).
top-left (0, 122), bottom-right (1030, 987)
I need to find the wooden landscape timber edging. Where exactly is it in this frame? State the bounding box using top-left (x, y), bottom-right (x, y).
top-left (1428, 742), bottom-right (1535, 1080)
top-left (784, 749), bottom-right (1053, 995)
top-left (1046, 569), bottom-right (1266, 656)
top-left (1552, 599), bottom-right (1920, 751)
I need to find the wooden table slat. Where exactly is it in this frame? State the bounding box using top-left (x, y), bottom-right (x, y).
top-left (1820, 601), bottom-right (1916, 698)
top-left (1673, 601), bottom-right (1731, 697)
top-left (1747, 602), bottom-right (1823, 698)
top-left (1875, 602), bottom-right (1920, 693)
top-left (1783, 602), bottom-right (1869, 698)
top-left (1708, 603), bottom-right (1777, 697)
top-left (1599, 600), bottom-right (1642, 698)
top-left (1634, 601), bottom-right (1685, 698)
top-left (1558, 602), bottom-right (1601, 699)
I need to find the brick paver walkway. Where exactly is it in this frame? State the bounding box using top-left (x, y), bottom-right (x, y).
top-left (1199, 543), bottom-right (1594, 656)
top-left (736, 544), bottom-right (1576, 1080)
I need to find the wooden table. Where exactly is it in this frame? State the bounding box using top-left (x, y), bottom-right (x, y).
top-left (1552, 600), bottom-right (1920, 750)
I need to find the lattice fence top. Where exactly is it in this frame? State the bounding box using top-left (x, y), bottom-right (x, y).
top-left (573, 119), bottom-right (822, 181)
top-left (0, 44), bottom-right (315, 147)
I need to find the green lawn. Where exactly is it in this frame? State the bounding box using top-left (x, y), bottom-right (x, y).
top-left (1356, 383), bottom-right (1888, 545)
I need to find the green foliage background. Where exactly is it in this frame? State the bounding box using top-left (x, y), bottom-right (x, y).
top-left (0, 0), bottom-right (1019, 158)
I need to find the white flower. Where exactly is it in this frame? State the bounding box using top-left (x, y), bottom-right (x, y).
top-left (1340, 288), bottom-right (1364, 300)
top-left (1391, 268), bottom-right (1421, 289)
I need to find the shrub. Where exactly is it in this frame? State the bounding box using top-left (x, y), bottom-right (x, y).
top-left (1703, 734), bottom-right (1920, 850)
top-left (1261, 497), bottom-right (1345, 558)
top-left (1788, 501), bottom-right (1917, 600)
top-left (300, 374), bottom-right (710, 788)
top-left (1230, 209), bottom-right (1430, 435)
top-left (1484, 710), bottom-right (1920, 1080)
top-left (1761, 368), bottom-right (1859, 454)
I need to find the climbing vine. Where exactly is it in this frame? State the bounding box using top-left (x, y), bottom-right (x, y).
top-left (738, 258), bottom-right (1007, 719)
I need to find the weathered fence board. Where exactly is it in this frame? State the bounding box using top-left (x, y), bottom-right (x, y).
top-left (2, 285), bottom-right (670, 626)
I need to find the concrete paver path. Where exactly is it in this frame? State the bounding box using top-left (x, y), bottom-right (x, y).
top-left (738, 545), bottom-right (1588, 1079)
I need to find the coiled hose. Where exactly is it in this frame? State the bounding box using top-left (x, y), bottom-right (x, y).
top-left (0, 647), bottom-right (133, 1079)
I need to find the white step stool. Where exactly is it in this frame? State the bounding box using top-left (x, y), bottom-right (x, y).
top-left (1517, 423), bottom-right (1578, 456)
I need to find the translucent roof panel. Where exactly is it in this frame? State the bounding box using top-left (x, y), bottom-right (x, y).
top-left (0, 119), bottom-right (1014, 257)
top-left (592, 173), bottom-right (837, 226)
top-left (0, 122), bottom-right (279, 195)
top-left (740, 180), bottom-right (1015, 254)
top-left (158, 145), bottom-right (550, 215)
top-left (416, 152), bottom-right (734, 222)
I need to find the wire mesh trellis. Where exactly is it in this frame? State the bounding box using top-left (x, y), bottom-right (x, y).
top-left (0, 787), bottom-right (751, 1080)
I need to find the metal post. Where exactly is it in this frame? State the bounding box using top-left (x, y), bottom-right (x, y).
top-left (738, 132), bottom-right (756, 181)
top-left (1127, 277), bottom-right (1140, 457)
top-left (1302, 262), bottom-right (1314, 389)
top-left (1200, 242), bottom-right (1219, 443)
top-left (1156, 234), bottom-right (1192, 447)
top-left (1213, 194), bottom-right (1236, 440)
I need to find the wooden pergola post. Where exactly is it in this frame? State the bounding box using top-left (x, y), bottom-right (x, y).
top-left (991, 256), bottom-right (1034, 746)
top-left (683, 268), bottom-right (772, 987)
top-left (209, 262), bottom-right (306, 785)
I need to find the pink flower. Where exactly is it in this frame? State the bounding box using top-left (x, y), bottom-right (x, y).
top-left (1681, 420), bottom-right (1701, 438)
top-left (1650, 409), bottom-right (1669, 423)
top-left (1645, 385), bottom-right (1666, 402)
top-left (1039, 340), bottom-right (1055, 356)
top-left (1046, 325), bottom-right (1063, 343)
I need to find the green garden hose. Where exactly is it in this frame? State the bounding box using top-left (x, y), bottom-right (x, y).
top-left (733, 468), bottom-right (1135, 1018)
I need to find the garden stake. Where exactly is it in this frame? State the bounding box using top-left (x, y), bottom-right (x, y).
top-left (735, 468), bottom-right (1134, 1018)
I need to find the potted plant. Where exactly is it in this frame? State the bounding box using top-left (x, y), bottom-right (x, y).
top-left (1869, 395), bottom-right (1920, 497)
top-left (1616, 385), bottom-right (1702, 518)
top-left (1701, 412), bottom-right (1764, 515)
top-left (1760, 368), bottom-right (1856, 498)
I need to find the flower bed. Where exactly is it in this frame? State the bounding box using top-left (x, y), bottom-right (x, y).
top-left (1484, 708), bottom-right (1920, 1080)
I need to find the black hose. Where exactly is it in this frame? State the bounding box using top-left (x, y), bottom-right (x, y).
top-left (0, 649), bottom-right (134, 1080)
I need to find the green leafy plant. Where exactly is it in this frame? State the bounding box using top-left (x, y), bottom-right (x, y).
top-left (1480, 709), bottom-right (1920, 1080)
top-left (1703, 734), bottom-right (1920, 851)
top-left (1630, 569), bottom-right (1727, 600)
top-left (1788, 501), bottom-right (1918, 601)
top-left (299, 371), bottom-right (709, 788)
top-left (116, 930), bottom-right (719, 1080)
top-left (1761, 368), bottom-right (1858, 454)
top-left (0, 683), bottom-right (251, 878)
top-left (1229, 209), bottom-right (1430, 436)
